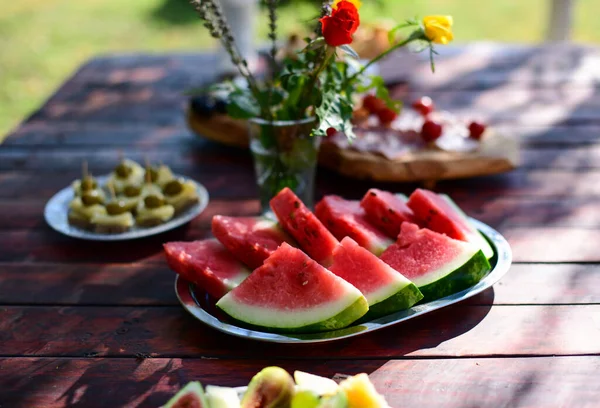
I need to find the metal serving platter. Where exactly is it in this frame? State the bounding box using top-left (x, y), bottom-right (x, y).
top-left (44, 175), bottom-right (209, 241)
top-left (175, 218), bottom-right (511, 343)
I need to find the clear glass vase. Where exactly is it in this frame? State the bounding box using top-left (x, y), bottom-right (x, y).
top-left (248, 117), bottom-right (320, 214)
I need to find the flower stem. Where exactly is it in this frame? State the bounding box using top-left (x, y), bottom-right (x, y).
top-left (344, 30), bottom-right (424, 87)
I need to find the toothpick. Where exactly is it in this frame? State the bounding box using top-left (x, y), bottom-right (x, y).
top-left (107, 182), bottom-right (116, 200)
top-left (82, 161), bottom-right (88, 179)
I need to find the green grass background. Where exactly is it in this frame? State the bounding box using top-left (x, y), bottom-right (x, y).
top-left (1, 0), bottom-right (599, 140)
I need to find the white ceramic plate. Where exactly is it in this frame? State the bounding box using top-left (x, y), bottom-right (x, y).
top-left (44, 175), bottom-right (209, 241)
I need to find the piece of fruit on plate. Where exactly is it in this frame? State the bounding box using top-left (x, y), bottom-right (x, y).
top-left (339, 373), bottom-right (391, 408)
top-left (212, 215), bottom-right (296, 270)
top-left (216, 243), bottom-right (368, 333)
top-left (315, 195), bottom-right (393, 256)
top-left (163, 381), bottom-right (209, 408)
top-left (164, 239), bottom-right (250, 300)
top-left (242, 366), bottom-right (295, 408)
top-left (360, 188), bottom-right (419, 239)
top-left (407, 188), bottom-right (494, 259)
top-left (270, 187), bottom-right (339, 266)
top-left (380, 223), bottom-right (491, 302)
top-left (329, 237), bottom-right (423, 320)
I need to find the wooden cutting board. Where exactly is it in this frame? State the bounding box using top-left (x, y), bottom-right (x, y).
top-left (187, 108), bottom-right (519, 184)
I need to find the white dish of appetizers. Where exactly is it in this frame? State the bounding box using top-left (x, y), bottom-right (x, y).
top-left (44, 160), bottom-right (209, 241)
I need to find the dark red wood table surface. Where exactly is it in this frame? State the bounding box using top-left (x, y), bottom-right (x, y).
top-left (1, 44), bottom-right (600, 407)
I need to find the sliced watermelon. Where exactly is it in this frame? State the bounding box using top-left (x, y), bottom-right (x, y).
top-left (360, 188), bottom-right (418, 239)
top-left (216, 243), bottom-right (368, 333)
top-left (315, 195), bottom-right (393, 256)
top-left (270, 187), bottom-right (339, 266)
top-left (380, 223), bottom-right (491, 302)
top-left (329, 237), bottom-right (423, 320)
top-left (407, 189), bottom-right (494, 259)
top-left (212, 215), bottom-right (295, 269)
top-left (164, 239), bottom-right (250, 300)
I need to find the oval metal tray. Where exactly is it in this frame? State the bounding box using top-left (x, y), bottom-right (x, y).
top-left (44, 174), bottom-right (209, 241)
top-left (175, 218), bottom-right (511, 343)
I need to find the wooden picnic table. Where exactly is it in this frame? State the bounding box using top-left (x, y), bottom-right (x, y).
top-left (1, 44), bottom-right (600, 407)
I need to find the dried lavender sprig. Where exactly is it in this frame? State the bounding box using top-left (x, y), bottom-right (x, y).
top-left (189, 0), bottom-right (269, 117)
top-left (317, 0), bottom-right (331, 35)
top-left (266, 0), bottom-right (279, 73)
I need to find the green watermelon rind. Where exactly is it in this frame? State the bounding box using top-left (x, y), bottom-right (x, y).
top-left (418, 249), bottom-right (491, 302)
top-left (360, 282), bottom-right (424, 322)
top-left (216, 295), bottom-right (369, 334)
top-left (440, 194), bottom-right (495, 260)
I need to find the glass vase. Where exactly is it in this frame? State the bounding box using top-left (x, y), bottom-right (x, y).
top-left (248, 117), bottom-right (320, 215)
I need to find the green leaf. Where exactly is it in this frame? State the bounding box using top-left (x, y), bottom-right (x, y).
top-left (227, 90), bottom-right (260, 119)
top-left (339, 44), bottom-right (359, 59)
top-left (303, 37), bottom-right (326, 52)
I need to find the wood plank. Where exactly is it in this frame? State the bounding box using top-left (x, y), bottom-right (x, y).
top-left (5, 144), bottom-right (600, 172)
top-left (1, 304), bottom-right (599, 358)
top-left (0, 198), bottom-right (259, 230)
top-left (1, 356), bottom-right (599, 408)
top-left (1, 225), bottom-right (600, 263)
top-left (21, 87), bottom-right (600, 128)
top-left (1, 263), bottom-right (598, 306)
top-left (0, 143), bottom-right (250, 173)
top-left (3, 168), bottom-right (600, 202)
top-left (6, 123), bottom-right (600, 148)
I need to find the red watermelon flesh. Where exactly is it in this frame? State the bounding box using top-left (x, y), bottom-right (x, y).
top-left (164, 239), bottom-right (250, 300)
top-left (315, 195), bottom-right (392, 256)
top-left (216, 242), bottom-right (368, 333)
top-left (270, 187), bottom-right (339, 266)
top-left (380, 223), bottom-right (490, 301)
top-left (360, 188), bottom-right (418, 239)
top-left (381, 223), bottom-right (466, 283)
top-left (329, 237), bottom-right (423, 318)
top-left (407, 189), bottom-right (494, 259)
top-left (212, 215), bottom-right (295, 269)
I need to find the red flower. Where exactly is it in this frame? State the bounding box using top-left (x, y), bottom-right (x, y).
top-left (320, 1), bottom-right (360, 47)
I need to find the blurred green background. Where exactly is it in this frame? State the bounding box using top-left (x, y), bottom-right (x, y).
top-left (1, 0), bottom-right (599, 139)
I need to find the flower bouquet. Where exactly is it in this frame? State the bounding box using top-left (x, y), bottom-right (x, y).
top-left (189, 0), bottom-right (453, 212)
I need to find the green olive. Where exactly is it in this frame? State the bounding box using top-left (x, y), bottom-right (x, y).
top-left (81, 190), bottom-right (103, 206)
top-left (115, 162), bottom-right (132, 178)
top-left (163, 179), bottom-right (183, 196)
top-left (80, 176), bottom-right (97, 191)
top-left (146, 167), bottom-right (159, 183)
top-left (106, 200), bottom-right (129, 215)
top-left (124, 185), bottom-right (142, 197)
top-left (144, 195), bottom-right (165, 209)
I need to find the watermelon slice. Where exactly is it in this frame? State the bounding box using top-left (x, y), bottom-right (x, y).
top-left (315, 195), bottom-right (393, 256)
top-left (164, 239), bottom-right (250, 300)
top-left (407, 189), bottom-right (494, 259)
top-left (380, 223), bottom-right (491, 302)
top-left (329, 237), bottom-right (423, 320)
top-left (212, 215), bottom-right (295, 269)
top-left (270, 187), bottom-right (339, 266)
top-left (216, 243), bottom-right (368, 333)
top-left (360, 188), bottom-right (418, 239)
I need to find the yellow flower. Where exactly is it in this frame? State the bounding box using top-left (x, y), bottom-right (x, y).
top-left (332, 0), bottom-right (362, 10)
top-left (423, 15), bottom-right (454, 44)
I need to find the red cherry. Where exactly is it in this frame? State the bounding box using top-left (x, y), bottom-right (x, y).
top-left (376, 107), bottom-right (398, 125)
top-left (421, 120), bottom-right (443, 143)
top-left (468, 121), bottom-right (486, 140)
top-left (362, 94), bottom-right (386, 114)
top-left (326, 127), bottom-right (337, 138)
top-left (412, 96), bottom-right (435, 116)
